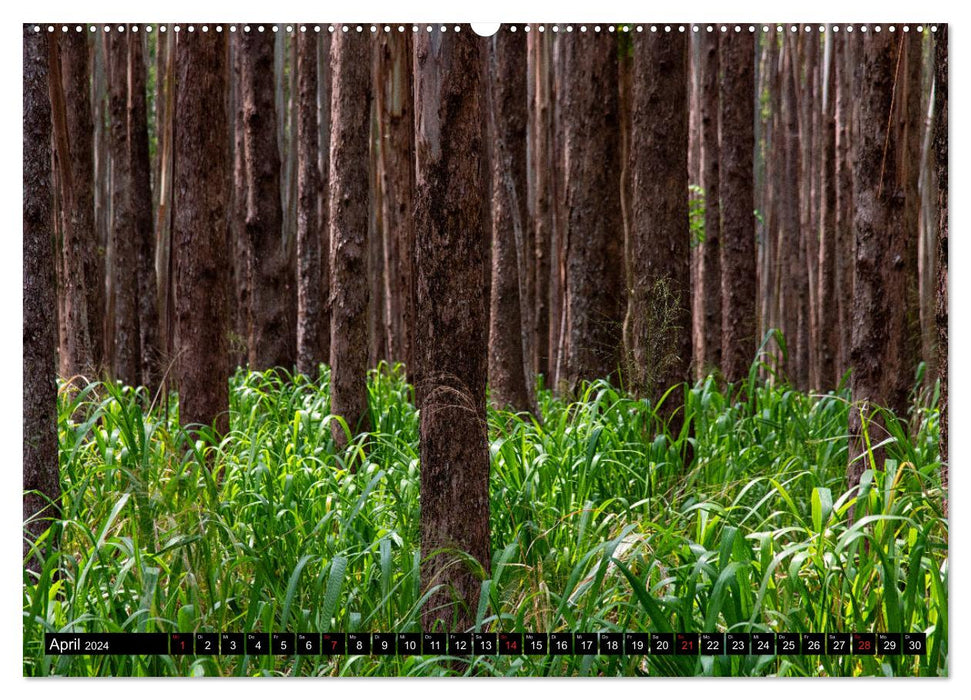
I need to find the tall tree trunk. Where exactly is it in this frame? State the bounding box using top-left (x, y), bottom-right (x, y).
top-left (376, 31), bottom-right (416, 376)
top-left (817, 28), bottom-right (839, 391)
top-left (24, 25), bottom-right (61, 567)
top-left (155, 28), bottom-right (176, 393)
top-left (415, 27), bottom-right (490, 633)
top-left (329, 27), bottom-right (372, 449)
top-left (317, 32), bottom-right (332, 367)
top-left (129, 30), bottom-right (159, 392)
top-left (699, 32), bottom-right (721, 376)
top-left (548, 32), bottom-right (566, 390)
top-left (174, 28), bottom-right (230, 434)
top-left (368, 93), bottom-right (388, 368)
top-left (229, 33), bottom-right (250, 368)
top-left (835, 32), bottom-right (854, 378)
top-left (296, 28), bottom-right (323, 377)
top-left (105, 28), bottom-right (140, 386)
top-left (487, 29), bottom-right (532, 411)
top-left (934, 25), bottom-right (948, 517)
top-left (240, 31), bottom-right (292, 371)
top-left (528, 28), bottom-right (552, 382)
top-left (720, 30), bottom-right (757, 385)
top-left (885, 30), bottom-right (923, 420)
top-left (848, 29), bottom-right (900, 502)
top-left (562, 31), bottom-right (624, 394)
top-left (627, 30), bottom-right (691, 409)
top-left (58, 29), bottom-right (96, 379)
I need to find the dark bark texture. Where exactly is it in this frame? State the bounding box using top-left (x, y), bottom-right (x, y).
top-left (628, 31), bottom-right (691, 407)
top-left (240, 30), bottom-right (293, 371)
top-left (174, 29), bottom-right (230, 435)
top-left (934, 25), bottom-right (948, 517)
top-left (817, 31), bottom-right (839, 391)
top-left (105, 29), bottom-right (140, 386)
top-left (328, 28), bottom-right (372, 448)
top-left (24, 25), bottom-right (62, 566)
top-left (296, 29), bottom-right (323, 377)
top-left (849, 30), bottom-right (899, 499)
top-left (415, 29), bottom-right (490, 633)
top-left (699, 32), bottom-right (721, 376)
top-left (129, 31), bottom-right (159, 391)
top-left (561, 32), bottom-right (624, 394)
top-left (488, 30), bottom-right (531, 411)
top-left (719, 31), bottom-right (757, 384)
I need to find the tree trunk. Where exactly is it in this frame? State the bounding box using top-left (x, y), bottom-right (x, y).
top-left (174, 28), bottom-right (230, 434)
top-left (934, 25), bottom-right (948, 517)
top-left (415, 28), bottom-right (490, 632)
top-left (562, 31), bottom-right (624, 394)
top-left (835, 32), bottom-right (854, 378)
top-left (817, 28), bottom-right (839, 391)
top-left (296, 29), bottom-right (323, 377)
top-left (329, 27), bottom-right (372, 449)
top-left (105, 28), bottom-right (140, 386)
top-left (487, 30), bottom-right (532, 412)
top-left (317, 32), bottom-right (332, 367)
top-left (24, 25), bottom-right (61, 567)
top-left (720, 30), bottom-right (757, 385)
top-left (230, 33), bottom-right (250, 368)
top-left (240, 30), bottom-right (292, 371)
top-left (885, 30), bottom-right (923, 420)
top-left (376, 32), bottom-right (416, 376)
top-left (627, 30), bottom-right (691, 408)
top-left (58, 29), bottom-right (96, 379)
top-left (848, 29), bottom-right (900, 501)
top-left (699, 32), bottom-right (721, 376)
top-left (528, 28), bottom-right (552, 382)
top-left (129, 30), bottom-right (159, 392)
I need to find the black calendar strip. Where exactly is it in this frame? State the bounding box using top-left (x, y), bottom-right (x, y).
top-left (44, 631), bottom-right (927, 657)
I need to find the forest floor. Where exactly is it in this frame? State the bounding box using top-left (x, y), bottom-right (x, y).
top-left (23, 360), bottom-right (947, 677)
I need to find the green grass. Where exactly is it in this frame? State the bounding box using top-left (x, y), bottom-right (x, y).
top-left (23, 352), bottom-right (947, 677)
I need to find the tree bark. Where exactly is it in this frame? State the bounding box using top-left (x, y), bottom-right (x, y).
top-left (627, 30), bottom-right (691, 407)
top-left (561, 31), bottom-right (624, 394)
top-left (174, 28), bottom-right (230, 435)
top-left (240, 30), bottom-right (293, 371)
top-left (817, 29), bottom-right (839, 391)
top-left (129, 30), bottom-right (159, 392)
top-left (229, 33), bottom-right (250, 368)
top-left (934, 25), bottom-right (948, 517)
top-left (487, 30), bottom-right (532, 411)
top-left (720, 30), bottom-right (758, 385)
top-left (105, 28), bottom-right (140, 386)
top-left (329, 27), bottom-right (372, 449)
top-left (317, 32), bottom-right (333, 369)
top-left (376, 32), bottom-right (416, 377)
top-left (58, 29), bottom-right (97, 379)
top-left (835, 32), bottom-right (854, 378)
top-left (849, 29), bottom-right (900, 500)
top-left (415, 28), bottom-right (490, 633)
top-left (699, 32), bottom-right (721, 376)
top-left (296, 29), bottom-right (323, 377)
top-left (24, 25), bottom-right (62, 567)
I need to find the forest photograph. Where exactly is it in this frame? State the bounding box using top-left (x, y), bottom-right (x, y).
top-left (22, 21), bottom-right (948, 678)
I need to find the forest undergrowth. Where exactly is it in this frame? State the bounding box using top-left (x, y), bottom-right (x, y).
top-left (23, 342), bottom-right (948, 677)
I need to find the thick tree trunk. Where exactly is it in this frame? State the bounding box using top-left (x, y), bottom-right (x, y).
top-left (129, 31), bottom-right (159, 392)
top-left (415, 28), bottom-right (490, 633)
top-left (58, 30), bottom-right (96, 379)
top-left (817, 29), bottom-right (839, 391)
top-left (105, 29), bottom-right (140, 386)
top-left (317, 32), bottom-right (333, 369)
top-left (561, 31), bottom-right (624, 394)
top-left (24, 25), bottom-right (61, 567)
top-left (934, 25), bottom-right (948, 517)
top-left (699, 32), bottom-right (721, 376)
top-left (849, 30), bottom-right (899, 501)
top-left (174, 29), bottom-right (230, 435)
top-left (328, 28), bottom-right (372, 449)
top-left (487, 30), bottom-right (532, 411)
top-left (376, 32), bottom-right (416, 376)
top-left (296, 29), bottom-right (323, 377)
top-left (240, 31), bottom-right (293, 371)
top-left (230, 34), bottom-right (250, 368)
top-left (835, 33), bottom-right (854, 378)
top-left (627, 31), bottom-right (691, 408)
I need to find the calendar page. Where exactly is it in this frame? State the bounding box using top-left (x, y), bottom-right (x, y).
top-left (22, 19), bottom-right (948, 680)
